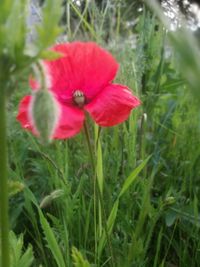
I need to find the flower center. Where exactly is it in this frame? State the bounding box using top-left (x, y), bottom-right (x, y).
top-left (73, 90), bottom-right (85, 108)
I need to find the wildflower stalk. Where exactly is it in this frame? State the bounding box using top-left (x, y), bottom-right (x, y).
top-left (83, 120), bottom-right (115, 267)
top-left (83, 121), bottom-right (98, 262)
top-left (0, 87), bottom-right (10, 267)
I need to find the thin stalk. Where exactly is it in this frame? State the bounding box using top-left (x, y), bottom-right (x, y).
top-left (83, 122), bottom-right (95, 171)
top-left (83, 122), bottom-right (98, 263)
top-left (0, 87), bottom-right (9, 267)
top-left (83, 120), bottom-right (115, 267)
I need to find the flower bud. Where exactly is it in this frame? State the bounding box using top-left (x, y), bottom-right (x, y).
top-left (30, 89), bottom-right (60, 143)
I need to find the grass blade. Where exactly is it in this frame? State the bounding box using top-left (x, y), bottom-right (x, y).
top-left (119, 156), bottom-right (151, 198)
top-left (38, 209), bottom-right (66, 267)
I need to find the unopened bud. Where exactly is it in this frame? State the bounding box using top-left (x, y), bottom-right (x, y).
top-left (30, 89), bottom-right (60, 143)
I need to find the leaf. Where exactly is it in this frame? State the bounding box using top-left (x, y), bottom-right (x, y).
top-left (8, 231), bottom-right (34, 267)
top-left (72, 247), bottom-right (91, 267)
top-left (98, 199), bottom-right (119, 257)
top-left (4, 0), bottom-right (27, 58)
top-left (0, 0), bottom-right (12, 24)
top-left (38, 209), bottom-right (66, 267)
top-left (39, 50), bottom-right (63, 60)
top-left (119, 156), bottom-right (150, 198)
top-left (165, 210), bottom-right (177, 227)
top-left (98, 157), bottom-right (150, 257)
top-left (24, 188), bottom-right (65, 267)
top-left (36, 0), bottom-right (63, 49)
top-left (146, 0), bottom-right (200, 101)
top-left (8, 181), bottom-right (24, 197)
top-left (106, 199), bottom-right (119, 235)
top-left (69, 0), bottom-right (97, 40)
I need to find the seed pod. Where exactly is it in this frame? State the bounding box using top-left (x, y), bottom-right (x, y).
top-left (30, 89), bottom-right (60, 143)
top-left (73, 90), bottom-right (85, 107)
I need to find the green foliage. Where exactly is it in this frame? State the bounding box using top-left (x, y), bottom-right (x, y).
top-left (8, 181), bottom-right (24, 197)
top-left (0, 0), bottom-right (12, 23)
top-left (72, 247), bottom-right (91, 267)
top-left (9, 232), bottom-right (34, 267)
top-left (146, 0), bottom-right (200, 101)
top-left (4, 1), bottom-right (27, 60)
top-left (0, 0), bottom-right (63, 87)
top-left (38, 209), bottom-right (66, 267)
top-left (36, 0), bottom-right (62, 51)
top-left (98, 157), bottom-right (150, 258)
top-left (0, 231), bottom-right (34, 267)
top-left (0, 1), bottom-right (63, 266)
top-left (119, 156), bottom-right (150, 198)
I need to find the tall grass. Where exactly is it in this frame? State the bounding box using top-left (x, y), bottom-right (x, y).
top-left (4, 1), bottom-right (200, 267)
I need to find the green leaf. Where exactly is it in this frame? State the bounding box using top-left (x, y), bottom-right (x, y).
top-left (69, 0), bottom-right (97, 40)
top-left (8, 181), bottom-right (24, 197)
top-left (98, 157), bottom-right (150, 257)
top-left (72, 247), bottom-right (91, 267)
top-left (0, 0), bottom-right (12, 24)
top-left (98, 200), bottom-right (119, 257)
top-left (38, 209), bottom-right (66, 267)
top-left (36, 0), bottom-right (63, 49)
top-left (4, 0), bottom-right (27, 59)
top-left (4, 231), bottom-right (34, 267)
top-left (39, 50), bottom-right (63, 60)
top-left (165, 210), bottom-right (177, 227)
top-left (146, 0), bottom-right (200, 101)
top-left (119, 156), bottom-right (150, 198)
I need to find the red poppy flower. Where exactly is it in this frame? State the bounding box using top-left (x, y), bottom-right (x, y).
top-left (17, 42), bottom-right (140, 139)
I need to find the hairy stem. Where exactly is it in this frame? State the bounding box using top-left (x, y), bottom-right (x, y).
top-left (83, 120), bottom-right (115, 267)
top-left (0, 87), bottom-right (9, 267)
top-left (83, 122), bottom-right (98, 263)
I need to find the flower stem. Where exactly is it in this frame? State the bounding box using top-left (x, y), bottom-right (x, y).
top-left (0, 88), bottom-right (10, 267)
top-left (83, 122), bottom-right (95, 171)
top-left (83, 121), bottom-right (98, 263)
top-left (83, 120), bottom-right (115, 267)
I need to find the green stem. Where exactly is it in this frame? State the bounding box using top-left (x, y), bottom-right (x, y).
top-left (83, 122), bottom-right (98, 263)
top-left (0, 88), bottom-right (9, 267)
top-left (83, 122), bottom-right (95, 171)
top-left (83, 120), bottom-right (115, 267)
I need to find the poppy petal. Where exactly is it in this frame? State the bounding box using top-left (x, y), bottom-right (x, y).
top-left (44, 42), bottom-right (119, 103)
top-left (85, 84), bottom-right (141, 127)
top-left (16, 95), bottom-right (36, 133)
top-left (17, 96), bottom-right (84, 139)
top-left (29, 77), bottom-right (40, 90)
top-left (52, 104), bottom-right (85, 139)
